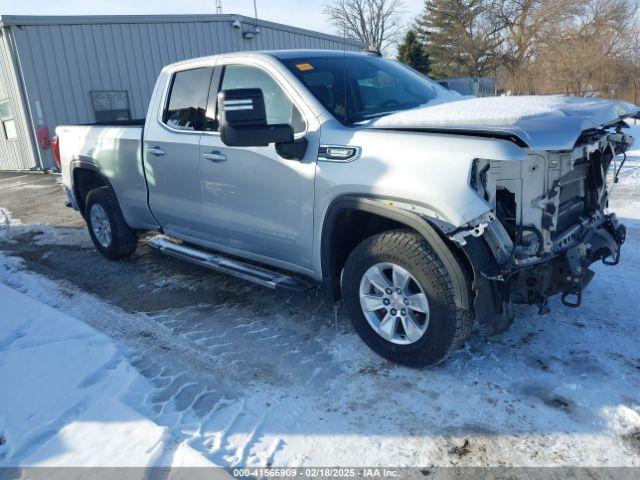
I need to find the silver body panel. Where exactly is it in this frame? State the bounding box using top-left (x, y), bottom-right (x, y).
top-left (197, 55), bottom-right (320, 271)
top-left (56, 124), bottom-right (158, 230)
top-left (58, 51), bottom-right (639, 283)
top-left (143, 65), bottom-right (208, 240)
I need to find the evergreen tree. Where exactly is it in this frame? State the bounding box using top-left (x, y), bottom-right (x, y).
top-left (416, 0), bottom-right (502, 79)
top-left (397, 29), bottom-right (431, 75)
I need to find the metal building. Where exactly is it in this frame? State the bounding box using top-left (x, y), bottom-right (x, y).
top-left (0, 14), bottom-right (363, 171)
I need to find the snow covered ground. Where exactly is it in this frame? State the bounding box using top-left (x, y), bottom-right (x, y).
top-left (0, 282), bottom-right (212, 467)
top-left (0, 126), bottom-right (639, 468)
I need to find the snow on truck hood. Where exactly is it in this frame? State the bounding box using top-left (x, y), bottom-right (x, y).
top-left (368, 95), bottom-right (640, 151)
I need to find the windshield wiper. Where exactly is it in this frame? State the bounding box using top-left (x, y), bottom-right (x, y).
top-left (351, 100), bottom-right (447, 125)
top-left (351, 110), bottom-right (402, 124)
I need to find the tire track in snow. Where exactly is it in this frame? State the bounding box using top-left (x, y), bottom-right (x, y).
top-left (196, 398), bottom-right (272, 467)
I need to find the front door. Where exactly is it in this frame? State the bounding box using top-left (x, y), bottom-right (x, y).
top-left (199, 63), bottom-right (317, 270)
top-left (144, 66), bottom-right (213, 239)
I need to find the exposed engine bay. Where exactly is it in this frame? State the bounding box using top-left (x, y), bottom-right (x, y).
top-left (455, 123), bottom-right (633, 328)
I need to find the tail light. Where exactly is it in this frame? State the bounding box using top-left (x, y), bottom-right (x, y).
top-left (52, 135), bottom-right (61, 170)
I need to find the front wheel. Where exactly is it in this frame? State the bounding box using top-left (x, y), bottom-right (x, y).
top-left (342, 230), bottom-right (472, 367)
top-left (85, 186), bottom-right (138, 260)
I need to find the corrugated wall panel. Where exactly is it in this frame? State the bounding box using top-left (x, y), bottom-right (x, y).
top-left (6, 17), bottom-right (362, 170)
top-left (0, 28), bottom-right (37, 170)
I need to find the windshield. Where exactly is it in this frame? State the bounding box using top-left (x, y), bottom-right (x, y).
top-left (280, 55), bottom-right (456, 125)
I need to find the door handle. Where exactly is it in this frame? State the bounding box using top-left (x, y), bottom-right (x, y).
top-left (147, 146), bottom-right (166, 157)
top-left (202, 151), bottom-right (227, 163)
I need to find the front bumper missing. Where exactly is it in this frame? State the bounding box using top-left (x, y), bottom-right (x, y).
top-left (558, 214), bottom-right (625, 308)
top-left (460, 213), bottom-right (626, 333)
top-left (510, 213), bottom-right (626, 310)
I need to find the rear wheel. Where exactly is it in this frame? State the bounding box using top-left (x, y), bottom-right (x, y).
top-left (342, 229), bottom-right (472, 367)
top-left (85, 186), bottom-right (138, 260)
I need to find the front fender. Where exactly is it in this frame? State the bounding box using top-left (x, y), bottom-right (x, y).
top-left (314, 128), bottom-right (529, 231)
top-left (319, 196), bottom-right (471, 311)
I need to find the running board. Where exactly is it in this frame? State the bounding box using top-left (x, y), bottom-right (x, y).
top-left (147, 236), bottom-right (314, 293)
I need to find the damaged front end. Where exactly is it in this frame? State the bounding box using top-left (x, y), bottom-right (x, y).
top-left (452, 125), bottom-right (633, 332)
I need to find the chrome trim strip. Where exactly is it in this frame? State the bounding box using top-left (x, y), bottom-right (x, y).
top-left (224, 99), bottom-right (253, 105)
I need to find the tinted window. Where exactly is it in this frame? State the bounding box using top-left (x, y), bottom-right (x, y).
top-left (220, 65), bottom-right (305, 134)
top-left (280, 55), bottom-right (456, 124)
top-left (164, 68), bottom-right (213, 131)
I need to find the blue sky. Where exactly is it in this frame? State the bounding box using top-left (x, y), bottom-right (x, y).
top-left (0, 0), bottom-right (425, 41)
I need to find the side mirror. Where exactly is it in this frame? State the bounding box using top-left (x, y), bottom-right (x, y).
top-left (218, 88), bottom-right (293, 147)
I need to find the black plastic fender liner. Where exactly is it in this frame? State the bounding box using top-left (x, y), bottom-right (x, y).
top-left (459, 235), bottom-right (513, 335)
top-left (320, 196), bottom-right (472, 313)
top-left (69, 159), bottom-right (116, 216)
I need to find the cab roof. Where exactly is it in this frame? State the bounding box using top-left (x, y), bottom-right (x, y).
top-left (267, 49), bottom-right (373, 59)
top-left (164, 49), bottom-right (373, 70)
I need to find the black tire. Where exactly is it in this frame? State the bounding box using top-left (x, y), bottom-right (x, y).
top-left (342, 229), bottom-right (472, 367)
top-left (85, 186), bottom-right (138, 260)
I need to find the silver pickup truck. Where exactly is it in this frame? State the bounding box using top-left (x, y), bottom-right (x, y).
top-left (55, 50), bottom-right (638, 367)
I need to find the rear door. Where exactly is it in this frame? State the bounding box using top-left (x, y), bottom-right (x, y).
top-left (144, 66), bottom-right (214, 238)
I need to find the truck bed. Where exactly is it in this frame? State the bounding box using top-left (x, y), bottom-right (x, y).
top-left (56, 123), bottom-right (157, 230)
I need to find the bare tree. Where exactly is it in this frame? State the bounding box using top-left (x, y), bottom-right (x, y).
top-left (324, 0), bottom-right (404, 53)
top-left (632, 25), bottom-right (640, 104)
top-left (533, 0), bottom-right (640, 99)
top-left (332, 0), bottom-right (640, 100)
top-left (492, 0), bottom-right (582, 94)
